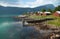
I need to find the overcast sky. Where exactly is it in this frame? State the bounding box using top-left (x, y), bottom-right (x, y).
top-left (0, 0), bottom-right (60, 8)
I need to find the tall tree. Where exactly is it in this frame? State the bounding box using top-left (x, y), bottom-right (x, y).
top-left (53, 6), bottom-right (60, 12)
top-left (57, 6), bottom-right (60, 11)
top-left (48, 9), bottom-right (52, 13)
top-left (41, 8), bottom-right (46, 12)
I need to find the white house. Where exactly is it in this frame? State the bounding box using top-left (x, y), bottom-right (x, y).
top-left (44, 12), bottom-right (51, 14)
top-left (42, 12), bottom-right (51, 16)
top-left (56, 11), bottom-right (60, 14)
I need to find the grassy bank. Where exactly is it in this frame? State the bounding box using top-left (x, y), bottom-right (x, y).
top-left (29, 15), bottom-right (60, 27)
top-left (47, 17), bottom-right (60, 26)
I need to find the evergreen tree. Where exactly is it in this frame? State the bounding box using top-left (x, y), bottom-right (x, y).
top-left (41, 8), bottom-right (46, 12)
top-left (53, 6), bottom-right (60, 13)
top-left (48, 9), bottom-right (52, 13)
top-left (57, 6), bottom-right (60, 11)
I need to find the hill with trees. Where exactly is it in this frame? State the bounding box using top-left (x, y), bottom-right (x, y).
top-left (0, 4), bottom-right (55, 15)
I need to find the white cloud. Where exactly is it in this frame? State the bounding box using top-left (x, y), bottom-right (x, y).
top-left (0, 0), bottom-right (59, 8)
top-left (25, 0), bottom-right (53, 8)
top-left (0, 1), bottom-right (8, 7)
top-left (15, 0), bottom-right (54, 8)
top-left (0, 1), bottom-right (30, 8)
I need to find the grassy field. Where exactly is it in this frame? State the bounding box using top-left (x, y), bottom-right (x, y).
top-left (47, 17), bottom-right (60, 27)
top-left (29, 15), bottom-right (60, 27)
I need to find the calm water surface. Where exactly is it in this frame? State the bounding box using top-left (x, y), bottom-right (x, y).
top-left (0, 15), bottom-right (52, 39)
top-left (0, 15), bottom-right (23, 39)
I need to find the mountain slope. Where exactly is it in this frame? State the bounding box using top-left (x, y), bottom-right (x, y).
top-left (33, 4), bottom-right (55, 11)
top-left (0, 4), bottom-right (55, 15)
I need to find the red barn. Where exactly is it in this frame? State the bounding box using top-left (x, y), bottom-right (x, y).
top-left (53, 11), bottom-right (60, 17)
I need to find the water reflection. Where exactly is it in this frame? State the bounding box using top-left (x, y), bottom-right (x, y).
top-left (0, 17), bottom-right (53, 39)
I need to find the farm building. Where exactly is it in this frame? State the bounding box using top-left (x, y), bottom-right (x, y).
top-left (34, 11), bottom-right (43, 16)
top-left (37, 11), bottom-right (43, 14)
top-left (42, 12), bottom-right (51, 16)
top-left (35, 11), bottom-right (43, 16)
top-left (29, 12), bottom-right (34, 15)
top-left (28, 11), bottom-right (51, 16)
top-left (38, 11), bottom-right (43, 15)
top-left (53, 11), bottom-right (60, 17)
top-left (34, 11), bottom-right (51, 16)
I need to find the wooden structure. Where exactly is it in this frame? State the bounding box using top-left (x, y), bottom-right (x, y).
top-left (53, 11), bottom-right (60, 17)
top-left (36, 11), bottom-right (43, 16)
top-left (42, 12), bottom-right (51, 16)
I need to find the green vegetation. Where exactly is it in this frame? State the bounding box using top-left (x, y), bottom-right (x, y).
top-left (47, 17), bottom-right (60, 26)
top-left (41, 8), bottom-right (46, 12)
top-left (29, 15), bottom-right (52, 19)
top-left (29, 15), bottom-right (60, 27)
top-left (48, 9), bottom-right (52, 13)
top-left (53, 6), bottom-right (60, 13)
top-left (24, 5), bottom-right (60, 26)
top-left (41, 6), bottom-right (60, 13)
top-left (47, 6), bottom-right (60, 26)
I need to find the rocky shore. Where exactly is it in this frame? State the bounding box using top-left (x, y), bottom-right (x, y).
top-left (14, 16), bottom-right (60, 39)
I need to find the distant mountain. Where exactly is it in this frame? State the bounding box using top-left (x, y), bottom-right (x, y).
top-left (33, 4), bottom-right (55, 11)
top-left (0, 4), bottom-right (55, 15)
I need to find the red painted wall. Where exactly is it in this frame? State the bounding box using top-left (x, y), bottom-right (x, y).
top-left (53, 12), bottom-right (60, 17)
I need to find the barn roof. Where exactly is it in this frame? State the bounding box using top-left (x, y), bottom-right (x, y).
top-left (40, 12), bottom-right (43, 13)
top-left (37, 11), bottom-right (43, 13)
top-left (44, 12), bottom-right (51, 14)
top-left (56, 11), bottom-right (60, 14)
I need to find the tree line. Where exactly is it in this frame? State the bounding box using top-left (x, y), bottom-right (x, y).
top-left (23, 5), bottom-right (60, 15)
top-left (41, 6), bottom-right (60, 13)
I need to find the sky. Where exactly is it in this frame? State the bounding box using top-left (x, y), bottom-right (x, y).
top-left (0, 0), bottom-right (60, 8)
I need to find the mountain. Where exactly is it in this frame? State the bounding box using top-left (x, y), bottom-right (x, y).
top-left (33, 4), bottom-right (55, 11)
top-left (0, 4), bottom-right (55, 15)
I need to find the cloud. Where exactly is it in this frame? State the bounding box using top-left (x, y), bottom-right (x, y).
top-left (16, 0), bottom-right (53, 8)
top-left (24, 0), bottom-right (53, 7)
top-left (0, 0), bottom-right (60, 8)
top-left (0, 0), bottom-right (30, 7)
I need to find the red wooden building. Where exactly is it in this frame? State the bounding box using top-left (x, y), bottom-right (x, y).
top-left (53, 11), bottom-right (60, 17)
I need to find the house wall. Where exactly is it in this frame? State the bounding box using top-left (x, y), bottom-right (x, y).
top-left (42, 13), bottom-right (51, 16)
top-left (53, 12), bottom-right (60, 17)
top-left (42, 13), bottom-right (46, 16)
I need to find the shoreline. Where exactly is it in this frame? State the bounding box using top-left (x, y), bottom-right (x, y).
top-left (14, 15), bottom-right (60, 39)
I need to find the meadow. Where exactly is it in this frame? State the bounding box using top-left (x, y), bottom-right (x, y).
top-left (29, 15), bottom-right (60, 27)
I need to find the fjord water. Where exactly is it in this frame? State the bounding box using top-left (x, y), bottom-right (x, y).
top-left (0, 15), bottom-right (44, 39)
top-left (0, 15), bottom-right (40, 39)
top-left (0, 15), bottom-right (23, 39)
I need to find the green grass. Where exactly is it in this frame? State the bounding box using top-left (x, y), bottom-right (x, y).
top-left (47, 17), bottom-right (60, 26)
top-left (29, 15), bottom-right (54, 19)
top-left (29, 15), bottom-right (60, 27)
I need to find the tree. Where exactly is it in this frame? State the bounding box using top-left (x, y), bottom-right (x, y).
top-left (41, 8), bottom-right (46, 12)
top-left (53, 6), bottom-right (60, 13)
top-left (48, 9), bottom-right (52, 13)
top-left (57, 6), bottom-right (60, 11)
top-left (53, 7), bottom-right (58, 12)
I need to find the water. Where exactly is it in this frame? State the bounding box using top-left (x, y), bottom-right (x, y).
top-left (0, 15), bottom-right (41, 39)
top-left (0, 15), bottom-right (23, 39)
top-left (0, 15), bottom-right (52, 39)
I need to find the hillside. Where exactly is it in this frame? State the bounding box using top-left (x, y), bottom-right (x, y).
top-left (0, 4), bottom-right (55, 15)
